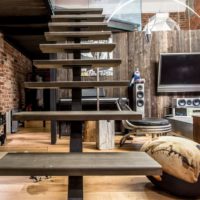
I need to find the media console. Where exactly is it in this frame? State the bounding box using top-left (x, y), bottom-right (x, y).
top-left (167, 116), bottom-right (200, 144)
top-left (167, 116), bottom-right (193, 140)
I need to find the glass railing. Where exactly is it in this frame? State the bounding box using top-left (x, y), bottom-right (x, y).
top-left (49, 0), bottom-right (142, 31)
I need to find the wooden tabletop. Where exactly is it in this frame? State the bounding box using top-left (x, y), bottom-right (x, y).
top-left (0, 152), bottom-right (162, 176)
top-left (13, 111), bottom-right (142, 121)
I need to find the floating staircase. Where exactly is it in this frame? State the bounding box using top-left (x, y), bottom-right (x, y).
top-left (10, 8), bottom-right (162, 200)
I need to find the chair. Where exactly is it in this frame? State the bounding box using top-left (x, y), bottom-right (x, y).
top-left (116, 98), bottom-right (172, 146)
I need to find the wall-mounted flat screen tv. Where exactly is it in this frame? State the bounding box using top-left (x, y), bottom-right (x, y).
top-left (157, 52), bottom-right (200, 93)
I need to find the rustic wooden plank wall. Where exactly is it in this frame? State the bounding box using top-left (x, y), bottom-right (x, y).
top-left (126, 30), bottom-right (200, 118)
top-left (57, 30), bottom-right (200, 117)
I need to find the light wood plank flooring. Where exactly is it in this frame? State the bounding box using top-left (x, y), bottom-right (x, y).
top-left (0, 123), bottom-right (190, 200)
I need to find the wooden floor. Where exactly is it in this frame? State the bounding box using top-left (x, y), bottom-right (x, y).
top-left (0, 122), bottom-right (190, 200)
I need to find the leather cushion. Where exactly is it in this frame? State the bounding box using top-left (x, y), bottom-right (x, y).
top-left (141, 136), bottom-right (200, 183)
top-left (130, 118), bottom-right (169, 126)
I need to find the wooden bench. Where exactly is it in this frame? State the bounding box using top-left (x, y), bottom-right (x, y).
top-left (0, 152), bottom-right (161, 176)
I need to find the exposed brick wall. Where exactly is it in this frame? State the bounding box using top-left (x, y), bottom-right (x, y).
top-left (142, 12), bottom-right (190, 30)
top-left (0, 35), bottom-right (32, 113)
top-left (190, 0), bottom-right (200, 29)
top-left (142, 13), bottom-right (154, 29)
top-left (170, 12), bottom-right (190, 30)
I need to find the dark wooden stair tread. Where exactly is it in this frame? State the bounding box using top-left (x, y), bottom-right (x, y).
top-left (24, 81), bottom-right (129, 89)
top-left (48, 22), bottom-right (108, 31)
top-left (40, 43), bottom-right (116, 53)
top-left (33, 59), bottom-right (121, 68)
top-left (0, 152), bottom-right (162, 176)
top-left (45, 31), bottom-right (111, 41)
top-left (51, 14), bottom-right (105, 22)
top-left (54, 8), bottom-right (103, 15)
top-left (13, 111), bottom-right (142, 121)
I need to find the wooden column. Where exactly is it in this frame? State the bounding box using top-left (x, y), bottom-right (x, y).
top-left (193, 116), bottom-right (200, 143)
top-left (96, 120), bottom-right (115, 150)
top-left (83, 121), bottom-right (97, 142)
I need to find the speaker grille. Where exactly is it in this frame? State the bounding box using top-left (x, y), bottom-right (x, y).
top-left (178, 99), bottom-right (186, 107)
top-left (137, 91), bottom-right (144, 98)
top-left (137, 100), bottom-right (144, 107)
top-left (173, 98), bottom-right (200, 108)
top-left (193, 99), bottom-right (200, 106)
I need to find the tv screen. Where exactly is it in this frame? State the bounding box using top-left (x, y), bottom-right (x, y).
top-left (157, 53), bottom-right (200, 93)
